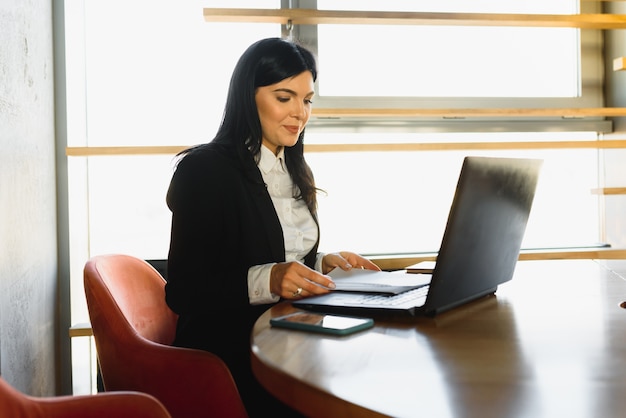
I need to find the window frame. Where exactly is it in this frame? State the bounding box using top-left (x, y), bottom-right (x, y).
top-left (284, 0), bottom-right (606, 132)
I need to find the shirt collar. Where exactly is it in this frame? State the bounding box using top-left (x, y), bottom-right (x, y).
top-left (258, 145), bottom-right (286, 174)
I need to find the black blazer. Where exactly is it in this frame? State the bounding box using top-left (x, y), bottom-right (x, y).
top-left (165, 141), bottom-right (319, 355)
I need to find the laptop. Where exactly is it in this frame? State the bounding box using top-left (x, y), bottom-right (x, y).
top-left (294, 156), bottom-right (543, 317)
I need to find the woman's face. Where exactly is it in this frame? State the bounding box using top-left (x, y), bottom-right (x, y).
top-left (255, 71), bottom-right (315, 155)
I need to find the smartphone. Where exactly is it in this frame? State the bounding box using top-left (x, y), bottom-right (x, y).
top-left (270, 311), bottom-right (374, 336)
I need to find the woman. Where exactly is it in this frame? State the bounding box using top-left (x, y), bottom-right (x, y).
top-left (165, 37), bottom-right (379, 416)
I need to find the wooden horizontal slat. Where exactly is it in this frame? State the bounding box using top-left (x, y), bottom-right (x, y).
top-left (66, 146), bottom-right (187, 156)
top-left (591, 187), bottom-right (626, 195)
top-left (69, 322), bottom-right (93, 338)
top-left (304, 140), bottom-right (626, 152)
top-left (203, 8), bottom-right (626, 29)
top-left (65, 140), bottom-right (626, 157)
top-left (372, 248), bottom-right (626, 271)
top-left (312, 107), bottom-right (626, 118)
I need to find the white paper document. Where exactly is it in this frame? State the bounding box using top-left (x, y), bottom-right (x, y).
top-left (328, 268), bottom-right (431, 295)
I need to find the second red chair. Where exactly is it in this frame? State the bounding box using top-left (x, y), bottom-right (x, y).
top-left (83, 254), bottom-right (248, 418)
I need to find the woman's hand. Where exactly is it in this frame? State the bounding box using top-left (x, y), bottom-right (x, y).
top-left (269, 253), bottom-right (380, 299)
top-left (270, 261), bottom-right (336, 299)
top-left (321, 251), bottom-right (381, 275)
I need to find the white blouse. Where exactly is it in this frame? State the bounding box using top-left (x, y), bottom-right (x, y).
top-left (247, 145), bottom-right (322, 304)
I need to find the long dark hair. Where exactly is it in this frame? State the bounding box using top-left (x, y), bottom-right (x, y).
top-left (179, 37), bottom-right (320, 214)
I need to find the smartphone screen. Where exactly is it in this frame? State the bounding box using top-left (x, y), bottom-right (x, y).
top-left (270, 312), bottom-right (374, 336)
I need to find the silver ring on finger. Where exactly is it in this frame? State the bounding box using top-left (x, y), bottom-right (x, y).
top-left (292, 287), bottom-right (303, 297)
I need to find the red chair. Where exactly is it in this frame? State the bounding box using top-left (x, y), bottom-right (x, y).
top-left (0, 375), bottom-right (171, 418)
top-left (83, 254), bottom-right (248, 418)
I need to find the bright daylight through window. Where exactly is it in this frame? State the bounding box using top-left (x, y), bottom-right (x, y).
top-left (316, 0), bottom-right (579, 98)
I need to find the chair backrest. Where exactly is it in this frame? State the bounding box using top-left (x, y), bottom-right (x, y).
top-left (85, 254), bottom-right (177, 345)
top-left (0, 375), bottom-right (172, 418)
top-left (84, 254), bottom-right (248, 418)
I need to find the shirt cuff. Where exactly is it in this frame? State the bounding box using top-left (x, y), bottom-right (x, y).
top-left (248, 263), bottom-right (280, 305)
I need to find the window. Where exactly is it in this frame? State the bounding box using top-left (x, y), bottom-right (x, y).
top-left (315, 0), bottom-right (580, 98)
top-left (305, 132), bottom-right (600, 255)
top-left (299, 0), bottom-right (604, 131)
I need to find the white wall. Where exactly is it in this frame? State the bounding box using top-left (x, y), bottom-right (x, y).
top-left (0, 0), bottom-right (59, 395)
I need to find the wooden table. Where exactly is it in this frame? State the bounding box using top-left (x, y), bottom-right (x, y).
top-left (251, 259), bottom-right (626, 418)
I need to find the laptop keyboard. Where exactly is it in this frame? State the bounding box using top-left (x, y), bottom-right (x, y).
top-left (351, 286), bottom-right (429, 306)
